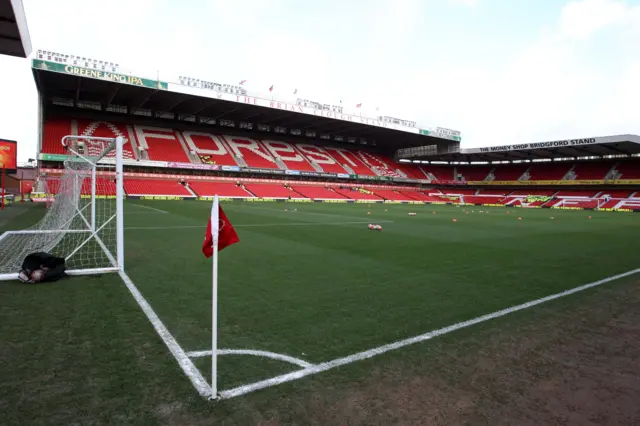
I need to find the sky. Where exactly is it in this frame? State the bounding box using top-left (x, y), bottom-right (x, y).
top-left (1, 0), bottom-right (640, 163)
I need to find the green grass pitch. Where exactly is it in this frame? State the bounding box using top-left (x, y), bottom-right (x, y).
top-left (0, 200), bottom-right (638, 424)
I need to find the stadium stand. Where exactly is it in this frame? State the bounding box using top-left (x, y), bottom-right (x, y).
top-left (324, 147), bottom-right (375, 176)
top-left (527, 163), bottom-right (571, 180)
top-left (244, 183), bottom-right (306, 199)
top-left (369, 189), bottom-right (412, 201)
top-left (182, 132), bottom-right (242, 166)
top-left (124, 179), bottom-right (192, 196)
top-left (571, 161), bottom-right (614, 180)
top-left (292, 185), bottom-right (347, 200)
top-left (260, 140), bottom-right (317, 171)
top-left (457, 166), bottom-right (491, 181)
top-left (222, 136), bottom-right (283, 169)
top-left (597, 190), bottom-right (634, 198)
top-left (42, 119), bottom-right (71, 155)
top-left (555, 190), bottom-right (598, 197)
top-left (441, 188), bottom-right (477, 195)
top-left (491, 164), bottom-right (528, 181)
top-left (478, 189), bottom-right (511, 196)
top-left (334, 187), bottom-right (383, 200)
top-left (613, 160), bottom-right (640, 179)
top-left (399, 191), bottom-right (444, 202)
top-left (188, 181), bottom-right (253, 198)
top-left (37, 118), bottom-right (640, 213)
top-left (294, 144), bottom-right (349, 174)
top-left (510, 189), bottom-right (557, 196)
top-left (45, 177), bottom-right (116, 196)
top-left (135, 126), bottom-right (191, 163)
top-left (76, 120), bottom-right (136, 159)
top-left (420, 165), bottom-right (455, 180)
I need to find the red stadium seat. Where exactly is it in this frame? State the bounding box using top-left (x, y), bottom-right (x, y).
top-left (188, 181), bottom-right (253, 198)
top-left (292, 185), bottom-right (348, 200)
top-left (244, 184), bottom-right (307, 198)
top-left (125, 179), bottom-right (192, 196)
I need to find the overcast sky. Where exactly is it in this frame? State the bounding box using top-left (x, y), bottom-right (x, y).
top-left (1, 0), bottom-right (640, 163)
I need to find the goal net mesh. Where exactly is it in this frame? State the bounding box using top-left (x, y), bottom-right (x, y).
top-left (0, 140), bottom-right (119, 275)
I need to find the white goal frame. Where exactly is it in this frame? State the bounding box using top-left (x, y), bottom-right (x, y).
top-left (0, 135), bottom-right (124, 280)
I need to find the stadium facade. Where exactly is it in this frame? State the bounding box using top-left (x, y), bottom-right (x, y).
top-left (24, 50), bottom-right (640, 212)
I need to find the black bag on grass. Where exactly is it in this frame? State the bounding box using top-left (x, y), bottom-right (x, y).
top-left (18, 252), bottom-right (67, 283)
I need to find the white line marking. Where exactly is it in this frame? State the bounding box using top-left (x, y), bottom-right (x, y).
top-left (218, 267), bottom-right (640, 400)
top-left (118, 271), bottom-right (211, 397)
top-left (124, 220), bottom-right (394, 230)
top-left (186, 349), bottom-right (314, 368)
top-left (130, 203), bottom-right (169, 214)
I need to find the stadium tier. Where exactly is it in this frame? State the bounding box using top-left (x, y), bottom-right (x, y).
top-left (188, 181), bottom-right (254, 198)
top-left (42, 119), bottom-right (426, 179)
top-left (124, 179), bottom-right (191, 196)
top-left (614, 160), bottom-right (640, 179)
top-left (491, 164), bottom-right (529, 181)
top-left (243, 183), bottom-right (304, 199)
top-left (290, 185), bottom-right (347, 200)
top-left (456, 166), bottom-right (492, 181)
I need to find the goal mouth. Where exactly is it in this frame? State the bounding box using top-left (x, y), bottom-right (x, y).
top-left (0, 135), bottom-right (124, 280)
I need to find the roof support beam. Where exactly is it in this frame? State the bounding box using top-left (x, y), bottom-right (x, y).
top-left (102, 83), bottom-right (120, 110)
top-left (74, 78), bottom-right (81, 106)
top-left (128, 90), bottom-right (155, 114)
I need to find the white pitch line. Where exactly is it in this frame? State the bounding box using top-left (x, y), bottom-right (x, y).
top-left (186, 349), bottom-right (314, 369)
top-left (219, 267), bottom-right (640, 400)
top-left (130, 203), bottom-right (169, 214)
top-left (125, 220), bottom-right (394, 230)
top-left (118, 271), bottom-right (211, 397)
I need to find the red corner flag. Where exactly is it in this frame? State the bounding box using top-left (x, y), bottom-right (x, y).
top-left (202, 200), bottom-right (239, 258)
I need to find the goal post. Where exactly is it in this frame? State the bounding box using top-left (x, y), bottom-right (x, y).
top-left (0, 135), bottom-right (124, 280)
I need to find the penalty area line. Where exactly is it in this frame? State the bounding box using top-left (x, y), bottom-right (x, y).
top-left (219, 267), bottom-right (640, 400)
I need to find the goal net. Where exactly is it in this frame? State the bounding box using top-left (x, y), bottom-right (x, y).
top-left (0, 136), bottom-right (124, 280)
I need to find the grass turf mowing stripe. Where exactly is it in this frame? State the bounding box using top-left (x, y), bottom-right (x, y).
top-left (218, 267), bottom-right (640, 400)
top-left (118, 271), bottom-right (211, 397)
top-left (124, 220), bottom-right (395, 230)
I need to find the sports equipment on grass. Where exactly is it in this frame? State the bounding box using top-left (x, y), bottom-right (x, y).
top-left (0, 135), bottom-right (124, 280)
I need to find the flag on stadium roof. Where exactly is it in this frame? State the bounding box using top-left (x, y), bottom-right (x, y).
top-left (293, 88), bottom-right (297, 94)
top-left (269, 85), bottom-right (274, 92)
top-left (239, 80), bottom-right (247, 85)
top-left (356, 103), bottom-right (362, 108)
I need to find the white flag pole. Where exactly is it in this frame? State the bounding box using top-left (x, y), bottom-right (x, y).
top-left (210, 195), bottom-right (220, 399)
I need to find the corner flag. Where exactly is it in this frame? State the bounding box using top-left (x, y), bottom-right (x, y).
top-left (202, 196), bottom-right (239, 399)
top-left (202, 200), bottom-right (239, 257)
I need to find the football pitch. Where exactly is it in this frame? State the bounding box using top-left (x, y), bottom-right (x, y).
top-left (1, 201), bottom-right (639, 424)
